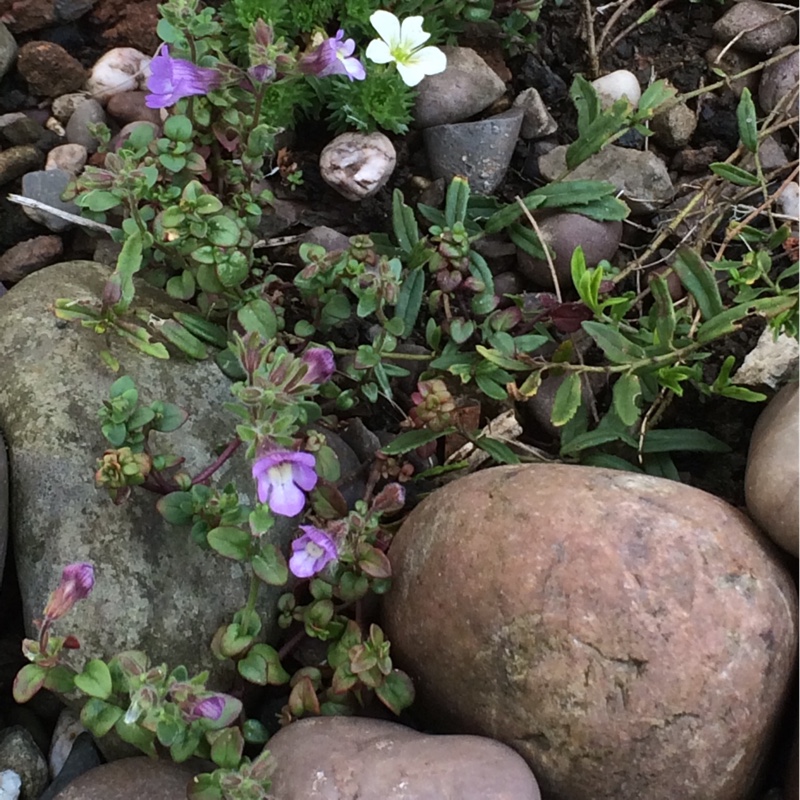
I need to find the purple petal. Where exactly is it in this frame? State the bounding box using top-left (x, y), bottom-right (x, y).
top-left (301, 348), bottom-right (335, 384)
top-left (269, 477), bottom-right (306, 516)
top-left (63, 562), bottom-right (95, 597)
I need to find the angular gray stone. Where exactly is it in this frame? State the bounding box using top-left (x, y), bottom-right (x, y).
top-left (0, 146), bottom-right (44, 187)
top-left (414, 47), bottom-right (506, 128)
top-left (0, 727), bottom-right (48, 800)
top-left (0, 113), bottom-right (45, 146)
top-left (267, 716), bottom-right (542, 800)
top-left (39, 733), bottom-right (101, 800)
top-left (424, 107), bottom-right (523, 195)
top-left (538, 145), bottom-right (674, 213)
top-left (758, 46), bottom-right (799, 114)
top-left (513, 88), bottom-right (557, 139)
top-left (20, 169), bottom-right (79, 232)
top-left (651, 102), bottom-right (697, 149)
top-left (0, 261), bottom-right (292, 696)
top-left (64, 99), bottom-right (105, 153)
top-left (712, 0), bottom-right (798, 55)
top-left (0, 23), bottom-right (17, 80)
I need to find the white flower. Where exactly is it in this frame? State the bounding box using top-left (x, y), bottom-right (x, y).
top-left (365, 10), bottom-right (447, 87)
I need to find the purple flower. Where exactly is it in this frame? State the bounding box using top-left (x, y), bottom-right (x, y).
top-left (300, 347), bottom-right (335, 384)
top-left (185, 695), bottom-right (225, 722)
top-left (43, 562), bottom-right (94, 622)
top-left (299, 30), bottom-right (366, 81)
top-left (289, 526), bottom-right (338, 578)
top-left (145, 45), bottom-right (222, 109)
top-left (252, 450), bottom-right (318, 517)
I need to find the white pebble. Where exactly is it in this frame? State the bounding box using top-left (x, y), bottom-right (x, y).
top-left (777, 181), bottom-right (799, 222)
top-left (319, 132), bottom-right (396, 201)
top-left (49, 708), bottom-right (86, 778)
top-left (46, 143), bottom-right (88, 175)
top-left (0, 770), bottom-right (21, 800)
top-left (591, 69), bottom-right (642, 110)
top-left (85, 48), bottom-right (151, 104)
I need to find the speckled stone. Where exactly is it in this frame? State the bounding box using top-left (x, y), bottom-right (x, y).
top-left (383, 464), bottom-right (798, 800)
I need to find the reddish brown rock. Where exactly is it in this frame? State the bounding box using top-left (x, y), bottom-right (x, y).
top-left (106, 91), bottom-right (162, 125)
top-left (0, 0), bottom-right (56, 33)
top-left (89, 0), bottom-right (160, 54)
top-left (267, 716), bottom-right (542, 799)
top-left (383, 464), bottom-right (798, 800)
top-left (745, 383), bottom-right (799, 556)
top-left (17, 42), bottom-right (87, 97)
top-left (52, 757), bottom-right (207, 800)
top-left (0, 235), bottom-right (63, 282)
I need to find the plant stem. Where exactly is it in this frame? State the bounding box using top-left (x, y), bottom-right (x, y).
top-left (277, 628), bottom-right (306, 661)
top-left (191, 437), bottom-right (242, 485)
top-left (244, 569), bottom-right (260, 615)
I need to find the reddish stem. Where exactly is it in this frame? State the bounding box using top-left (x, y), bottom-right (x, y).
top-left (191, 438), bottom-right (242, 486)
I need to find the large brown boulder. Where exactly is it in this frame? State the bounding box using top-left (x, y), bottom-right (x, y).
top-left (382, 464), bottom-right (798, 800)
top-left (745, 383), bottom-right (799, 556)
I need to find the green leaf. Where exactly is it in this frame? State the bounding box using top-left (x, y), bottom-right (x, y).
top-left (471, 436), bottom-right (520, 464)
top-left (394, 267), bottom-right (425, 336)
top-left (166, 271), bottom-right (196, 301)
top-left (159, 153), bottom-right (186, 172)
top-left (649, 273), bottom-right (676, 347)
top-left (475, 372), bottom-right (508, 400)
top-left (115, 718), bottom-right (157, 757)
top-left (582, 321), bottom-right (646, 363)
top-left (392, 189), bottom-right (418, 252)
top-left (696, 295), bottom-right (797, 343)
top-left (238, 299), bottom-right (278, 341)
top-left (157, 320), bottom-right (208, 359)
top-left (43, 665), bottom-right (76, 694)
top-left (475, 345), bottom-right (529, 371)
top-left (560, 428), bottom-right (628, 456)
top-left (709, 162), bottom-right (760, 186)
top-left (444, 176), bottom-right (470, 227)
top-left (207, 526), bottom-right (251, 561)
top-left (736, 88), bottom-right (759, 153)
top-left (252, 544), bottom-right (289, 586)
top-left (640, 428), bottom-right (730, 453)
top-left (551, 373), bottom-right (583, 427)
top-left (82, 190), bottom-right (122, 212)
top-left (206, 216), bottom-right (241, 247)
top-left (216, 252), bottom-right (249, 288)
top-left (81, 698), bottom-right (123, 737)
top-left (375, 669), bottom-right (415, 715)
top-left (581, 452), bottom-right (642, 472)
top-left (381, 427), bottom-right (454, 456)
top-left (151, 401), bottom-right (188, 432)
top-left (570, 74), bottom-right (601, 136)
top-left (164, 115), bottom-right (193, 142)
top-left (612, 374), bottom-right (641, 426)
top-left (643, 452), bottom-right (681, 481)
top-left (12, 664), bottom-right (47, 703)
top-left (156, 491), bottom-right (194, 525)
top-left (114, 230), bottom-right (143, 312)
top-left (209, 727), bottom-right (244, 770)
top-left (73, 659), bottom-right (112, 699)
top-left (449, 318), bottom-right (474, 344)
top-left (565, 99), bottom-right (630, 170)
top-left (635, 79), bottom-right (677, 119)
top-left (672, 248), bottom-right (724, 320)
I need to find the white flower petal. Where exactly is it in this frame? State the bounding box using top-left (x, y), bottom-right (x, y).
top-left (396, 61), bottom-right (428, 87)
top-left (399, 16), bottom-right (431, 49)
top-left (409, 46), bottom-right (447, 77)
top-left (366, 39), bottom-right (393, 64)
top-left (370, 10), bottom-right (401, 48)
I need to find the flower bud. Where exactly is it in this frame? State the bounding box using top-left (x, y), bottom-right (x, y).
top-left (43, 563), bottom-right (95, 622)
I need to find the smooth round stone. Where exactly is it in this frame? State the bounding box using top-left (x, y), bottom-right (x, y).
top-left (319, 131), bottom-right (396, 201)
top-left (85, 48), bottom-right (151, 104)
top-left (106, 90), bottom-right (163, 125)
top-left (712, 0), bottom-right (798, 55)
top-left (52, 758), bottom-right (207, 800)
top-left (64, 98), bottom-right (105, 153)
top-left (515, 212), bottom-right (622, 291)
top-left (424, 107), bottom-right (523, 195)
top-left (267, 716), bottom-right (542, 799)
top-left (45, 143), bottom-right (87, 175)
top-left (0, 22), bottom-right (17, 80)
top-left (745, 383), bottom-right (799, 556)
top-left (590, 69), bottom-right (641, 109)
top-left (758, 46), bottom-right (799, 114)
top-left (383, 464), bottom-right (798, 800)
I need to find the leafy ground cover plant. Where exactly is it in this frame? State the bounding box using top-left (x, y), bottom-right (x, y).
top-left (18, 0), bottom-right (798, 795)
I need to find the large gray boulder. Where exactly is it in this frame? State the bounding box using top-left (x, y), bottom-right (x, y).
top-left (0, 261), bottom-right (292, 690)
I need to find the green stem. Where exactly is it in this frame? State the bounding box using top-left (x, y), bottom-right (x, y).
top-left (244, 569), bottom-right (260, 615)
top-left (329, 345), bottom-right (433, 361)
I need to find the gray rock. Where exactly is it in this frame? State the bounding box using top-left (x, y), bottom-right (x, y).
top-left (651, 102), bottom-right (697, 149)
top-left (297, 226), bottom-right (350, 254)
top-left (50, 94), bottom-right (91, 125)
top-left (20, 170), bottom-right (78, 233)
top-left (742, 134), bottom-right (788, 172)
top-left (0, 727), bottom-right (48, 800)
top-left (705, 45), bottom-right (759, 97)
top-left (319, 131), bottom-right (396, 201)
top-left (516, 212), bottom-right (622, 291)
top-left (0, 23), bottom-right (17, 80)
top-left (712, 0), bottom-right (798, 55)
top-left (64, 99), bottom-right (105, 153)
top-left (0, 262), bottom-right (293, 701)
top-left (513, 88), bottom-right (557, 139)
top-left (538, 144), bottom-right (674, 213)
top-left (50, 757), bottom-right (207, 800)
top-left (758, 46), bottom-right (799, 114)
top-left (0, 770), bottom-right (21, 800)
top-left (48, 709), bottom-right (85, 779)
top-left (268, 717), bottom-right (542, 800)
top-left (39, 734), bottom-right (101, 800)
top-left (745, 383), bottom-right (799, 556)
top-left (424, 107), bottom-right (523, 195)
top-left (0, 114), bottom-right (45, 147)
top-left (53, 0), bottom-right (97, 25)
top-left (0, 235), bottom-right (64, 282)
top-left (414, 47), bottom-right (506, 128)
top-left (0, 147), bottom-right (44, 187)
top-left (0, 432), bottom-right (6, 591)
